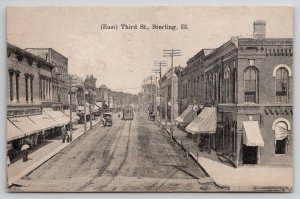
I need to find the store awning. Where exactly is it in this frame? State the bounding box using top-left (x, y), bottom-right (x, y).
top-left (185, 107), bottom-right (217, 134)
top-left (175, 105), bottom-right (197, 125)
top-left (7, 119), bottom-right (25, 141)
top-left (63, 110), bottom-right (80, 122)
top-left (9, 116), bottom-right (42, 136)
top-left (28, 113), bottom-right (61, 130)
top-left (43, 108), bottom-right (70, 125)
top-left (243, 121), bottom-right (264, 147)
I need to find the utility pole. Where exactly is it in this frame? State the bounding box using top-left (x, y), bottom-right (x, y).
top-left (155, 75), bottom-right (157, 119)
top-left (163, 49), bottom-right (181, 139)
top-left (150, 75), bottom-right (153, 112)
top-left (68, 75), bottom-right (73, 142)
top-left (89, 90), bottom-right (93, 130)
top-left (153, 61), bottom-right (167, 126)
top-left (83, 85), bottom-right (87, 133)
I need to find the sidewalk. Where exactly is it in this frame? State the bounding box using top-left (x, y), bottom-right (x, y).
top-left (7, 118), bottom-right (100, 187)
top-left (157, 119), bottom-right (293, 191)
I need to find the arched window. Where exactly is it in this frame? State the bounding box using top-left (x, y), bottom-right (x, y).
top-left (274, 121), bottom-right (289, 154)
top-left (244, 67), bottom-right (258, 103)
top-left (276, 68), bottom-right (288, 103)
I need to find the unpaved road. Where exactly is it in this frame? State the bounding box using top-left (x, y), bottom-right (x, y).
top-left (10, 112), bottom-right (224, 192)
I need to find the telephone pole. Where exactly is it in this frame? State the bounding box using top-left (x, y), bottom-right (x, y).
top-left (163, 49), bottom-right (181, 139)
top-left (153, 61), bottom-right (167, 126)
top-left (83, 85), bottom-right (87, 133)
top-left (68, 75), bottom-right (74, 142)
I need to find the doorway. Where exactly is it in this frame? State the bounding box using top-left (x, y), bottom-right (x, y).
top-left (242, 145), bottom-right (258, 164)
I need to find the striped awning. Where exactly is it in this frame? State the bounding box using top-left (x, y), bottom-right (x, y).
top-left (185, 107), bottom-right (217, 134)
top-left (7, 119), bottom-right (25, 141)
top-left (43, 108), bottom-right (70, 125)
top-left (28, 113), bottom-right (61, 130)
top-left (175, 105), bottom-right (197, 126)
top-left (9, 116), bottom-right (42, 136)
top-left (243, 121), bottom-right (264, 147)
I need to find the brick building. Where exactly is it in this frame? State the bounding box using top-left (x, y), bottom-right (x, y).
top-left (142, 76), bottom-right (157, 113)
top-left (177, 49), bottom-right (214, 115)
top-left (95, 84), bottom-right (110, 110)
top-left (178, 20), bottom-right (293, 167)
top-left (7, 43), bottom-right (71, 160)
top-left (25, 48), bottom-right (69, 110)
top-left (160, 67), bottom-right (180, 121)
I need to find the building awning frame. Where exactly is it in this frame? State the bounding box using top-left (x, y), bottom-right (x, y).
top-left (243, 121), bottom-right (264, 147)
top-left (175, 105), bottom-right (197, 126)
top-left (185, 107), bottom-right (217, 134)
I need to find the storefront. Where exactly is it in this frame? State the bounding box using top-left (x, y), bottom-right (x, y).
top-left (185, 107), bottom-right (217, 149)
top-left (175, 105), bottom-right (197, 129)
top-left (242, 121), bottom-right (264, 164)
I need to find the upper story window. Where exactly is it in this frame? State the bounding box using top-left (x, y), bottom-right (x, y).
top-left (15, 70), bottom-right (20, 102)
top-left (224, 68), bottom-right (230, 103)
top-left (8, 69), bottom-right (14, 102)
top-left (272, 64), bottom-right (292, 103)
top-left (232, 68), bottom-right (237, 103)
top-left (25, 74), bottom-right (29, 102)
top-left (208, 74), bottom-right (213, 100)
top-left (244, 66), bottom-right (258, 103)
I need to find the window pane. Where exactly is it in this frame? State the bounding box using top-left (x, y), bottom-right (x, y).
top-left (276, 68), bottom-right (288, 102)
top-left (244, 67), bottom-right (257, 103)
top-left (275, 138), bottom-right (287, 154)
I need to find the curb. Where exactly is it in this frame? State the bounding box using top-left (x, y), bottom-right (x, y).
top-left (165, 128), bottom-right (229, 190)
top-left (8, 121), bottom-right (100, 188)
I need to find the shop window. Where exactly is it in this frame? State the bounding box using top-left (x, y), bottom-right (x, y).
top-left (275, 121), bottom-right (288, 154)
top-left (244, 66), bottom-right (258, 103)
top-left (276, 68), bottom-right (288, 103)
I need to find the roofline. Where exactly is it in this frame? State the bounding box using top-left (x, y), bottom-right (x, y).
top-left (7, 43), bottom-right (56, 69)
top-left (24, 47), bottom-right (68, 60)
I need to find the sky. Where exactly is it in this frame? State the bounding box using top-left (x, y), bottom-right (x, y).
top-left (7, 6), bottom-right (293, 94)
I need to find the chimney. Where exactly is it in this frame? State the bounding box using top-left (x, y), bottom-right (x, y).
top-left (253, 20), bottom-right (266, 39)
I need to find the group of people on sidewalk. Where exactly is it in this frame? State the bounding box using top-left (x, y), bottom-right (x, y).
top-left (7, 126), bottom-right (73, 167)
top-left (61, 128), bottom-right (71, 143)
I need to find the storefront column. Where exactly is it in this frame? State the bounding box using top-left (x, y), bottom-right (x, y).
top-left (236, 130), bottom-right (243, 166)
top-left (257, 147), bottom-right (261, 164)
top-left (49, 79), bottom-right (52, 101)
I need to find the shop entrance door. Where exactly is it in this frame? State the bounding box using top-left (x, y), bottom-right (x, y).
top-left (242, 145), bottom-right (257, 164)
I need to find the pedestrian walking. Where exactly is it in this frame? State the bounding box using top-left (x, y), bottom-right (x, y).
top-left (7, 149), bottom-right (11, 167)
top-left (21, 144), bottom-right (30, 162)
top-left (62, 127), bottom-right (66, 143)
top-left (66, 132), bottom-right (70, 143)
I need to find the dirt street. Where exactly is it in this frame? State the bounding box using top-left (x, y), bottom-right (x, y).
top-left (10, 112), bottom-right (224, 192)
